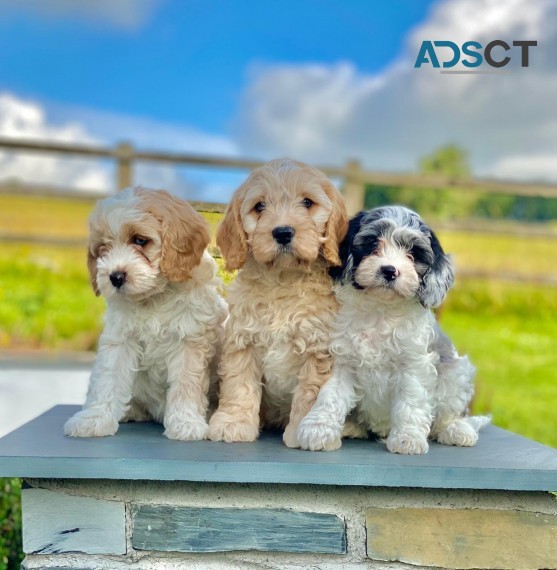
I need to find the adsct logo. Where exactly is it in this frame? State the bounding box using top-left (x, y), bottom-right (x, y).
top-left (415, 40), bottom-right (537, 73)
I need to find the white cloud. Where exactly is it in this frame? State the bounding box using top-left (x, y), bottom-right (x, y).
top-left (0, 92), bottom-right (241, 200)
top-left (491, 154), bottom-right (557, 181)
top-left (0, 0), bottom-right (164, 31)
top-left (0, 93), bottom-right (111, 192)
top-left (235, 62), bottom-right (385, 163)
top-left (236, 0), bottom-right (557, 183)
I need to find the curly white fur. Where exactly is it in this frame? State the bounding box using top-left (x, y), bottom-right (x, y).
top-left (64, 187), bottom-right (227, 440)
top-left (298, 206), bottom-right (489, 454)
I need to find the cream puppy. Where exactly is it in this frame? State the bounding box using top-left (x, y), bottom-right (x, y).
top-left (64, 187), bottom-right (227, 440)
top-left (208, 159), bottom-right (348, 447)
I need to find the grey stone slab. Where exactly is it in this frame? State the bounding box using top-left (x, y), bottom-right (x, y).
top-left (22, 488), bottom-right (126, 555)
top-left (132, 505), bottom-right (346, 554)
top-left (1, 406), bottom-right (556, 490)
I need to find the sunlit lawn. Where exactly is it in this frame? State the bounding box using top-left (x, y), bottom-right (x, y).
top-left (0, 194), bottom-right (556, 447)
top-left (443, 282), bottom-right (557, 448)
top-left (439, 230), bottom-right (557, 279)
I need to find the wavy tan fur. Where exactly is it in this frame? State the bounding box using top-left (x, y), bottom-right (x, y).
top-left (138, 188), bottom-right (211, 282)
top-left (209, 158), bottom-right (348, 447)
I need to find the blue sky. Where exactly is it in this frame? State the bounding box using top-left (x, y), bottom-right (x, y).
top-left (0, 1), bottom-right (435, 133)
top-left (0, 0), bottom-right (555, 199)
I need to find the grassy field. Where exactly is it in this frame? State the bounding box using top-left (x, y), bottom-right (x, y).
top-left (0, 194), bottom-right (556, 447)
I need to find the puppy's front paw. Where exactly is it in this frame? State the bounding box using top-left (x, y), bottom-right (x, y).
top-left (208, 411), bottom-right (259, 442)
top-left (436, 420), bottom-right (478, 447)
top-left (386, 431), bottom-right (429, 455)
top-left (297, 418), bottom-right (342, 451)
top-left (282, 423), bottom-right (300, 449)
top-left (342, 420), bottom-right (369, 440)
top-left (64, 409), bottom-right (118, 438)
top-left (164, 417), bottom-right (209, 441)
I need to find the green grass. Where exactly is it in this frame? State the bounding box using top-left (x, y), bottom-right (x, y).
top-left (0, 193), bottom-right (556, 447)
top-left (439, 230), bottom-right (557, 278)
top-left (0, 194), bottom-right (93, 239)
top-left (443, 280), bottom-right (557, 447)
top-left (0, 244), bottom-right (104, 350)
top-left (1, 244), bottom-right (556, 447)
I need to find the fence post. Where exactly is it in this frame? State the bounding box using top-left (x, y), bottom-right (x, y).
top-left (115, 142), bottom-right (134, 191)
top-left (342, 159), bottom-right (364, 215)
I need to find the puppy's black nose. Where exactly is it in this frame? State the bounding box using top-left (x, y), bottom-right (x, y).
top-left (381, 265), bottom-right (398, 281)
top-left (110, 271), bottom-right (126, 289)
top-left (272, 226), bottom-right (295, 245)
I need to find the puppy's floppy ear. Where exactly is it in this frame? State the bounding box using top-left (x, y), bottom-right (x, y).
top-left (321, 180), bottom-right (349, 266)
top-left (329, 211), bottom-right (366, 283)
top-left (87, 205), bottom-right (102, 296)
top-left (141, 190), bottom-right (211, 282)
top-left (418, 227), bottom-right (454, 308)
top-left (87, 246), bottom-right (100, 296)
top-left (217, 186), bottom-right (248, 271)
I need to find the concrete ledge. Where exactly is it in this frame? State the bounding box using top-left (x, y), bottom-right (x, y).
top-left (1, 406), bottom-right (557, 490)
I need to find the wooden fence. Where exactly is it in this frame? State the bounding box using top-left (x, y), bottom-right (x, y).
top-left (2, 137), bottom-right (557, 213)
top-left (1, 137), bottom-right (557, 285)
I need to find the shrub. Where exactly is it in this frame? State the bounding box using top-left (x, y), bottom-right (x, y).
top-left (0, 478), bottom-right (23, 570)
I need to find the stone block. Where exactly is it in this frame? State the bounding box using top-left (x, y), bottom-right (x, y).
top-left (133, 505), bottom-right (346, 554)
top-left (22, 488), bottom-right (126, 555)
top-left (366, 507), bottom-right (557, 569)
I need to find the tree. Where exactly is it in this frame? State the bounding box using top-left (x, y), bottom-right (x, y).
top-left (420, 145), bottom-right (470, 179)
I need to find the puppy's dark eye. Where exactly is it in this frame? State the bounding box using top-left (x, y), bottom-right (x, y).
top-left (254, 201), bottom-right (265, 213)
top-left (301, 198), bottom-right (314, 208)
top-left (132, 236), bottom-right (149, 247)
top-left (411, 245), bottom-right (429, 264)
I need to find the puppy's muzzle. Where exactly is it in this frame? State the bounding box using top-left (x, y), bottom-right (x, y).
top-left (110, 271), bottom-right (127, 289)
top-left (272, 226), bottom-right (295, 246)
top-left (381, 265), bottom-right (399, 282)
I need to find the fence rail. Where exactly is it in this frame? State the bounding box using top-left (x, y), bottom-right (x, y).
top-left (1, 137), bottom-right (557, 286)
top-left (2, 137), bottom-right (557, 212)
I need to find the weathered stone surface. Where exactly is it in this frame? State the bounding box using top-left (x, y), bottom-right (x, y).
top-left (3, 406), bottom-right (557, 490)
top-left (22, 488), bottom-right (126, 555)
top-left (22, 564), bottom-right (94, 570)
top-left (366, 507), bottom-right (557, 569)
top-left (133, 505), bottom-right (347, 554)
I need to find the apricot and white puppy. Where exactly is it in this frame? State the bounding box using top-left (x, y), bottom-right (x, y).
top-left (64, 187), bottom-right (227, 441)
top-left (208, 158), bottom-right (348, 447)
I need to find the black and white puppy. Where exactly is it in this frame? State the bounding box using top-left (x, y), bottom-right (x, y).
top-left (297, 206), bottom-right (489, 454)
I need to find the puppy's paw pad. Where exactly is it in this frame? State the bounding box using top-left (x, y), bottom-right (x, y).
top-left (387, 432), bottom-right (429, 455)
top-left (297, 420), bottom-right (342, 452)
top-left (437, 421), bottom-right (478, 447)
top-left (208, 413), bottom-right (259, 442)
top-left (164, 420), bottom-right (209, 441)
top-left (64, 410), bottom-right (118, 438)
